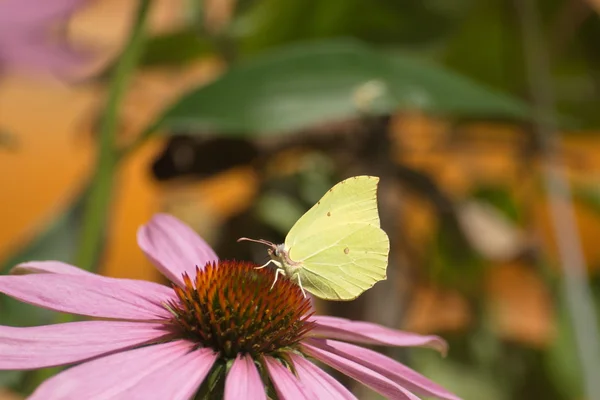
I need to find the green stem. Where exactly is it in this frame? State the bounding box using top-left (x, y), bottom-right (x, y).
top-left (75, 0), bottom-right (152, 272)
top-left (23, 0), bottom-right (152, 394)
top-left (515, 1), bottom-right (600, 399)
top-left (117, 0), bottom-right (241, 161)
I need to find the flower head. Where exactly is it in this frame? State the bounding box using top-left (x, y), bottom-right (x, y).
top-left (0, 0), bottom-right (92, 75)
top-left (0, 214), bottom-right (460, 399)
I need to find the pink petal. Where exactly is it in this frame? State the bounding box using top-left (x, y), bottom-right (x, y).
top-left (302, 339), bottom-right (420, 400)
top-left (310, 316), bottom-right (447, 355)
top-left (264, 356), bottom-right (313, 400)
top-left (0, 273), bottom-right (174, 320)
top-left (0, 0), bottom-right (90, 29)
top-left (11, 261), bottom-right (96, 276)
top-left (30, 340), bottom-right (217, 400)
top-left (0, 321), bottom-right (170, 369)
top-left (290, 353), bottom-right (357, 400)
top-left (0, 39), bottom-right (87, 74)
top-left (318, 340), bottom-right (461, 400)
top-left (10, 261), bottom-right (172, 298)
top-left (225, 354), bottom-right (266, 400)
top-left (137, 214), bottom-right (219, 287)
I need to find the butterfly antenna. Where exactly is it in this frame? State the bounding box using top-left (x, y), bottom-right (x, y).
top-left (237, 237), bottom-right (276, 247)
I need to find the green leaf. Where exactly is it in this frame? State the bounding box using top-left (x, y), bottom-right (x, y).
top-left (94, 29), bottom-right (213, 82)
top-left (384, 50), bottom-right (529, 118)
top-left (544, 281), bottom-right (600, 400)
top-left (235, 0), bottom-right (459, 53)
top-left (471, 186), bottom-right (521, 223)
top-left (0, 370), bottom-right (23, 388)
top-left (545, 299), bottom-right (584, 398)
top-left (409, 349), bottom-right (508, 400)
top-left (255, 192), bottom-right (305, 234)
top-left (574, 185), bottom-right (600, 215)
top-left (441, 0), bottom-right (525, 93)
top-left (150, 39), bottom-right (530, 137)
top-left (429, 215), bottom-right (484, 293)
top-left (140, 29), bottom-right (213, 67)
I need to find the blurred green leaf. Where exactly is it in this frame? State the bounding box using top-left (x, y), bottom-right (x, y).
top-left (410, 349), bottom-right (508, 400)
top-left (544, 281), bottom-right (600, 400)
top-left (296, 152), bottom-right (336, 204)
top-left (150, 39), bottom-right (530, 136)
top-left (255, 192), bottom-right (305, 234)
top-left (545, 301), bottom-right (584, 398)
top-left (235, 0), bottom-right (461, 53)
top-left (574, 185), bottom-right (600, 215)
top-left (471, 186), bottom-right (521, 223)
top-left (384, 50), bottom-right (529, 117)
top-left (1, 203), bottom-right (82, 273)
top-left (429, 215), bottom-right (484, 293)
top-left (0, 370), bottom-right (23, 388)
top-left (441, 0), bottom-right (525, 93)
top-left (140, 29), bottom-right (213, 67)
top-left (94, 30), bottom-right (213, 82)
top-left (559, 14), bottom-right (600, 127)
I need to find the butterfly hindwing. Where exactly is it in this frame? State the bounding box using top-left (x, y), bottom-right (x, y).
top-left (296, 224), bottom-right (389, 300)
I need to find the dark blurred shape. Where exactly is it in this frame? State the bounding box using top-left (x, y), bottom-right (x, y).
top-left (151, 135), bottom-right (259, 181)
top-left (0, 130), bottom-right (18, 151)
top-left (213, 211), bottom-right (282, 262)
top-left (395, 164), bottom-right (455, 213)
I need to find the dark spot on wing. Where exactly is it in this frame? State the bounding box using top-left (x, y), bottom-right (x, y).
top-left (344, 247), bottom-right (350, 254)
top-left (327, 211), bottom-right (331, 217)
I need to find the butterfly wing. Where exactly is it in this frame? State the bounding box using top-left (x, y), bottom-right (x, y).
top-left (284, 176), bottom-right (390, 300)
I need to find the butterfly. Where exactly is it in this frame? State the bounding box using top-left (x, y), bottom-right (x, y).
top-left (239, 175), bottom-right (390, 300)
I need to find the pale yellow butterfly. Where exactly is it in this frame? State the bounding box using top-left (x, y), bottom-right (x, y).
top-left (239, 175), bottom-right (390, 301)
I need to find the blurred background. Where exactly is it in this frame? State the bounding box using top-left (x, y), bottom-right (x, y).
top-left (2, 0), bottom-right (600, 398)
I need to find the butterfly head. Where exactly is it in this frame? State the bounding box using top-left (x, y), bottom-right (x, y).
top-left (238, 237), bottom-right (289, 263)
top-left (267, 243), bottom-right (287, 259)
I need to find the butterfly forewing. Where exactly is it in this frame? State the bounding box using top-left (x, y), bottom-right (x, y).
top-left (285, 176), bottom-right (380, 249)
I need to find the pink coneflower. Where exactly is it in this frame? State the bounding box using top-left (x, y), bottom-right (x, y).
top-left (0, 0), bottom-right (92, 75)
top-left (0, 214), bottom-right (460, 399)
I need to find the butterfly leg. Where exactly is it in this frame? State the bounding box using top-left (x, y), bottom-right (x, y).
top-left (270, 267), bottom-right (286, 290)
top-left (255, 260), bottom-right (274, 270)
top-left (295, 273), bottom-right (307, 298)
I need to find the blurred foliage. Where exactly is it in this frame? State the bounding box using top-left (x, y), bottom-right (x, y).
top-left (151, 39), bottom-right (529, 136)
top-left (234, 0), bottom-right (463, 52)
top-left (3, 0), bottom-right (600, 399)
top-left (140, 29), bottom-right (214, 66)
top-left (0, 198), bottom-right (83, 274)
